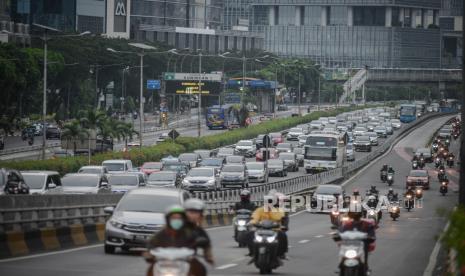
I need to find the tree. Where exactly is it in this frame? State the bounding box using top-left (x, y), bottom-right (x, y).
top-left (61, 120), bottom-right (89, 154)
top-left (79, 109), bottom-right (106, 161)
top-left (114, 121), bottom-right (138, 149)
top-left (98, 117), bottom-right (119, 150)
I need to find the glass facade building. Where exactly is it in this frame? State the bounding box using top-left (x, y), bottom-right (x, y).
top-left (247, 0), bottom-right (443, 68)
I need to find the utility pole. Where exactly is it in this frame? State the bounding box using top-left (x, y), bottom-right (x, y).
top-left (41, 32), bottom-right (48, 160)
top-left (298, 73), bottom-right (301, 116)
top-left (241, 54), bottom-right (246, 105)
top-left (198, 52), bottom-right (202, 138)
top-left (318, 74), bottom-right (321, 111)
top-left (459, 13), bottom-right (465, 205)
top-left (138, 53), bottom-right (144, 149)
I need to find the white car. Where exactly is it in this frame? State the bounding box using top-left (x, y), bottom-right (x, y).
top-left (365, 132), bottom-right (379, 146)
top-left (328, 117), bottom-right (337, 124)
top-left (246, 162), bottom-right (268, 183)
top-left (390, 119), bottom-right (401, 129)
top-left (346, 144), bottom-right (355, 161)
top-left (310, 120), bottom-right (324, 130)
top-left (287, 128), bottom-right (304, 141)
top-left (353, 127), bottom-right (367, 136)
top-left (21, 171), bottom-right (64, 195)
top-left (234, 140), bottom-right (256, 157)
top-left (374, 126), bottom-right (387, 138)
top-left (181, 167), bottom-right (218, 192)
top-left (298, 135), bottom-right (308, 147)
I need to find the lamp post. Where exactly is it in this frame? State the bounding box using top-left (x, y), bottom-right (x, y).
top-left (198, 51), bottom-right (202, 138)
top-left (33, 23), bottom-right (90, 160)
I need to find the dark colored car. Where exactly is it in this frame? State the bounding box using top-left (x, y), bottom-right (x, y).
top-left (406, 170), bottom-right (430, 189)
top-left (353, 136), bottom-right (372, 152)
top-left (0, 168), bottom-right (29, 195)
top-left (46, 126), bottom-right (61, 139)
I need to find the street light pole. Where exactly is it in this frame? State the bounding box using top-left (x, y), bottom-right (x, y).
top-left (138, 53), bottom-right (144, 149)
top-left (298, 73), bottom-right (301, 116)
top-left (274, 64), bottom-right (278, 118)
top-left (42, 32), bottom-right (48, 160)
top-left (318, 74), bottom-right (321, 111)
top-left (198, 52), bottom-right (202, 138)
top-left (241, 54), bottom-right (246, 104)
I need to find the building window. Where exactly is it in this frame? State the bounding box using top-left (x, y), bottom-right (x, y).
top-left (391, 7), bottom-right (401, 27)
top-left (329, 6), bottom-right (348, 26)
top-left (353, 6), bottom-right (385, 26)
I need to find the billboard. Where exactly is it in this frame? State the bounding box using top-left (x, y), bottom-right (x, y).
top-left (165, 80), bottom-right (221, 95)
top-left (164, 72), bottom-right (222, 81)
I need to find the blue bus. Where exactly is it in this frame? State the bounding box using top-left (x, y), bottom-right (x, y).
top-left (399, 104), bottom-right (417, 123)
top-left (206, 105), bottom-right (239, 129)
top-left (439, 99), bottom-right (459, 113)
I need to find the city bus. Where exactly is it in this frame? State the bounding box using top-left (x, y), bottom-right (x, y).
top-left (399, 104), bottom-right (417, 123)
top-left (439, 99), bottom-right (459, 113)
top-left (304, 130), bottom-right (347, 174)
top-left (206, 104), bottom-right (239, 129)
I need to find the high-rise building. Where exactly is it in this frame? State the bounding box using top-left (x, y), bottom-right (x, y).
top-left (440, 0), bottom-right (463, 68)
top-left (248, 0), bottom-right (443, 68)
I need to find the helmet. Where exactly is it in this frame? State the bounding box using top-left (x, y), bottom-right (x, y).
top-left (388, 188), bottom-right (394, 193)
top-left (383, 164), bottom-right (388, 168)
top-left (368, 195), bottom-right (376, 201)
top-left (353, 189), bottom-right (360, 196)
top-left (165, 205), bottom-right (185, 219)
top-left (184, 198), bottom-right (205, 212)
top-left (240, 189), bottom-right (251, 201)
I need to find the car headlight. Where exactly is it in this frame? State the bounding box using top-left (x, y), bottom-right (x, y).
top-left (344, 249), bottom-right (357, 259)
top-left (237, 220), bottom-right (247, 226)
top-left (207, 179), bottom-right (215, 185)
top-left (255, 235), bottom-right (264, 242)
top-left (182, 179), bottom-right (190, 185)
top-left (266, 236), bottom-right (276, 243)
top-left (109, 219), bottom-right (124, 229)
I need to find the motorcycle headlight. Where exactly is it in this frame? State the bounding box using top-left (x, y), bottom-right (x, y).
top-left (237, 220), bottom-right (247, 226)
top-left (368, 210), bottom-right (376, 216)
top-left (406, 195), bottom-right (412, 199)
top-left (266, 236), bottom-right (276, 243)
top-left (344, 249), bottom-right (357, 259)
top-left (416, 189), bottom-right (422, 194)
top-left (331, 210), bottom-right (339, 216)
top-left (392, 206), bottom-right (399, 211)
top-left (255, 235), bottom-right (264, 242)
top-left (109, 219), bottom-right (124, 229)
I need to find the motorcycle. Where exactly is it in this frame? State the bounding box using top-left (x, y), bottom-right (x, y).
top-left (28, 136), bottom-right (34, 146)
top-left (412, 160), bottom-right (419, 170)
top-left (440, 181), bottom-right (448, 196)
top-left (233, 209), bottom-right (252, 247)
top-left (380, 171), bottom-right (387, 182)
top-left (388, 203), bottom-right (400, 221)
top-left (252, 220), bottom-right (283, 274)
top-left (453, 132), bottom-right (459, 140)
top-left (148, 247), bottom-right (209, 276)
top-left (415, 187), bottom-right (423, 199)
top-left (334, 230), bottom-right (370, 276)
top-left (387, 172), bottom-right (394, 186)
top-left (438, 169), bottom-right (446, 181)
top-left (445, 139), bottom-right (450, 147)
top-left (418, 158), bottom-right (425, 169)
top-left (404, 194), bottom-right (414, 212)
top-left (330, 209), bottom-right (340, 227)
top-left (365, 207), bottom-right (379, 225)
top-left (434, 157), bottom-right (442, 168)
top-left (432, 142), bottom-right (439, 153)
top-left (447, 156), bottom-right (454, 167)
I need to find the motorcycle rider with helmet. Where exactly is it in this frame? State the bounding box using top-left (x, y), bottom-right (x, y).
top-left (232, 189), bottom-right (257, 212)
top-left (184, 198), bottom-right (214, 266)
top-left (388, 166), bottom-right (395, 174)
top-left (386, 188), bottom-right (399, 202)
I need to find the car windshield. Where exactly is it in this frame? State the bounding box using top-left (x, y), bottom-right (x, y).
top-left (117, 194), bottom-right (178, 213)
top-left (410, 171), bottom-right (428, 177)
top-left (179, 154), bottom-right (197, 161)
top-left (148, 172), bottom-right (176, 181)
top-left (277, 143), bottom-right (291, 149)
top-left (391, 119), bottom-right (400, 123)
top-left (80, 167), bottom-right (103, 174)
top-left (289, 128), bottom-right (302, 133)
top-left (357, 136), bottom-right (370, 142)
top-left (62, 175), bottom-right (98, 187)
top-left (237, 141), bottom-right (253, 146)
top-left (347, 144), bottom-right (353, 150)
top-left (227, 156), bottom-right (243, 162)
top-left (109, 175), bottom-right (138, 186)
top-left (305, 147), bottom-right (337, 161)
top-left (267, 160), bottom-right (282, 167)
top-left (200, 159), bottom-right (222, 166)
top-left (218, 148), bottom-right (234, 154)
top-left (246, 163), bottom-right (264, 170)
top-left (143, 163), bottom-right (162, 169)
top-left (315, 185), bottom-right (341, 195)
top-left (22, 174), bottom-right (46, 189)
top-left (279, 153), bottom-right (294, 160)
top-left (103, 163), bottom-right (124, 171)
top-left (222, 165), bottom-right (244, 172)
top-left (355, 127), bottom-right (366, 132)
top-left (188, 169), bottom-right (213, 177)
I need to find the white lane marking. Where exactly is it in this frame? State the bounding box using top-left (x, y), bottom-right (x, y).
top-left (314, 235), bottom-right (324, 238)
top-left (298, 239), bottom-right (310, 244)
top-left (0, 244), bottom-right (103, 263)
top-left (216, 263), bottom-right (238, 270)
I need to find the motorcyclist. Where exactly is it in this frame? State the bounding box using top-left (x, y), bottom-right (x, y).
top-left (337, 210), bottom-right (376, 272)
top-left (386, 188), bottom-right (398, 202)
top-left (368, 186), bottom-right (379, 197)
top-left (412, 154), bottom-right (419, 162)
top-left (144, 205), bottom-right (205, 276)
top-left (380, 164), bottom-right (388, 172)
top-left (184, 198), bottom-right (214, 266)
top-left (387, 167), bottom-right (395, 174)
top-left (247, 190), bottom-right (287, 259)
top-left (405, 186), bottom-right (415, 198)
top-left (232, 189), bottom-right (257, 212)
top-left (380, 164), bottom-right (388, 180)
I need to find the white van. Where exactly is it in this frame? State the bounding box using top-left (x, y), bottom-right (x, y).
top-left (102, 160), bottom-right (133, 174)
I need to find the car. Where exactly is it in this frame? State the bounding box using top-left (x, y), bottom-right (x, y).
top-left (182, 167), bottom-right (218, 191)
top-left (353, 126), bottom-right (367, 136)
top-left (277, 104), bottom-right (288, 111)
top-left (390, 119), bottom-right (401, 129)
top-left (256, 148), bottom-right (278, 161)
top-left (373, 126), bottom-right (387, 138)
top-left (0, 168), bottom-right (29, 195)
top-left (103, 188), bottom-right (190, 254)
top-left (309, 184), bottom-right (344, 213)
top-left (226, 155), bottom-right (245, 164)
top-left (310, 120), bottom-right (324, 130)
top-left (140, 162), bottom-right (163, 175)
top-left (353, 136), bottom-right (372, 152)
top-left (267, 159), bottom-right (287, 177)
top-left (20, 171), bottom-right (62, 195)
top-left (276, 143), bottom-right (293, 153)
top-left (298, 135), bottom-right (308, 147)
top-left (126, 142), bottom-right (141, 150)
top-left (147, 171), bottom-right (179, 187)
top-left (269, 132), bottom-right (284, 146)
top-left (346, 144), bottom-right (355, 161)
top-left (102, 160), bottom-right (134, 174)
top-left (162, 161), bottom-right (189, 179)
top-left (108, 173), bottom-right (146, 193)
top-left (78, 165), bottom-right (109, 176)
top-left (278, 152), bottom-right (299, 172)
top-left (234, 140), bottom-right (256, 157)
top-left (255, 134), bottom-right (266, 149)
top-left (383, 122), bottom-right (394, 135)
top-left (365, 132), bottom-right (379, 146)
top-left (406, 170), bottom-right (430, 189)
top-left (199, 158), bottom-right (224, 173)
top-left (45, 126), bottom-right (61, 139)
top-left (0, 135), bottom-right (4, 150)
top-left (178, 153), bottom-right (201, 168)
top-left (220, 164), bottom-right (248, 188)
top-left (287, 128), bottom-right (304, 141)
top-left (293, 147), bottom-right (305, 167)
top-left (217, 147), bottom-right (235, 158)
top-left (336, 124), bottom-right (348, 133)
top-left (328, 117), bottom-right (337, 124)
top-left (366, 123), bottom-right (377, 132)
top-left (319, 117), bottom-right (329, 125)
top-left (194, 149), bottom-right (212, 159)
top-left (156, 132), bottom-right (170, 143)
top-left (246, 162), bottom-right (268, 183)
top-left (62, 173), bottom-right (110, 194)
top-left (414, 148), bottom-right (433, 162)
top-left (52, 149), bottom-right (74, 158)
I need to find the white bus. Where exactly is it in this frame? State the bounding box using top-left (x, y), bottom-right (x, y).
top-left (304, 131), bottom-right (347, 174)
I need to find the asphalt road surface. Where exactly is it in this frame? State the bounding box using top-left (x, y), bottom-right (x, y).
top-left (0, 115), bottom-right (456, 276)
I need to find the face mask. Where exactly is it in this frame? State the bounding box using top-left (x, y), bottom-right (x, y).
top-left (169, 219), bottom-right (184, 230)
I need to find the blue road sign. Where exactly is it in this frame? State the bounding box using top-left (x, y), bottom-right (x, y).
top-left (147, 80), bottom-right (161, 90)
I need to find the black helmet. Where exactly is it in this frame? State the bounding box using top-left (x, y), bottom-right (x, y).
top-left (388, 188), bottom-right (394, 193)
top-left (353, 189), bottom-right (360, 196)
top-left (240, 189), bottom-right (251, 201)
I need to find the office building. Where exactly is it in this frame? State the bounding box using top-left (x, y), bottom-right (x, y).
top-left (440, 0), bottom-right (463, 68)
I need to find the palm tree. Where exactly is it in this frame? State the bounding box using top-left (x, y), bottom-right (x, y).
top-left (97, 117), bottom-right (119, 151)
top-left (79, 110), bottom-right (106, 163)
top-left (61, 120), bottom-right (89, 154)
top-left (115, 121), bottom-right (138, 150)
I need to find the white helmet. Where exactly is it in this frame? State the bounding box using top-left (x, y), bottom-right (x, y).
top-left (184, 198), bottom-right (205, 211)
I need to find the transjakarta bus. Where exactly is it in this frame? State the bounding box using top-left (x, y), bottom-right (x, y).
top-left (304, 131), bottom-right (347, 174)
top-left (399, 104), bottom-right (417, 123)
top-left (206, 104), bottom-right (239, 129)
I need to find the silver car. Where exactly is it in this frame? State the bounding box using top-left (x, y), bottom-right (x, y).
top-left (309, 184), bottom-right (344, 213)
top-left (278, 152), bottom-right (298, 172)
top-left (287, 128), bottom-right (304, 141)
top-left (293, 147), bottom-right (305, 167)
top-left (390, 119), bottom-right (401, 129)
top-left (234, 140), bottom-right (255, 157)
top-left (217, 147), bottom-right (235, 158)
top-left (62, 173), bottom-right (110, 194)
top-left (104, 188), bottom-right (189, 254)
top-left (178, 153), bottom-right (200, 168)
top-left (346, 144), bottom-right (355, 161)
top-left (226, 155), bottom-right (245, 164)
top-left (21, 171), bottom-right (63, 195)
top-left (147, 171), bottom-right (178, 187)
top-left (109, 173), bottom-right (146, 193)
top-left (246, 162), bottom-right (268, 183)
top-left (182, 167), bottom-right (218, 191)
top-left (276, 143), bottom-right (293, 153)
top-left (365, 132), bottom-right (379, 146)
top-left (298, 135), bottom-right (308, 147)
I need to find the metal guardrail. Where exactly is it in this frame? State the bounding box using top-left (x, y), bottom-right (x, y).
top-left (0, 112), bottom-right (452, 232)
top-left (0, 142), bottom-right (61, 156)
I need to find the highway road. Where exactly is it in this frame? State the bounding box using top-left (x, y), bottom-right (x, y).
top-left (0, 115), bottom-right (456, 276)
